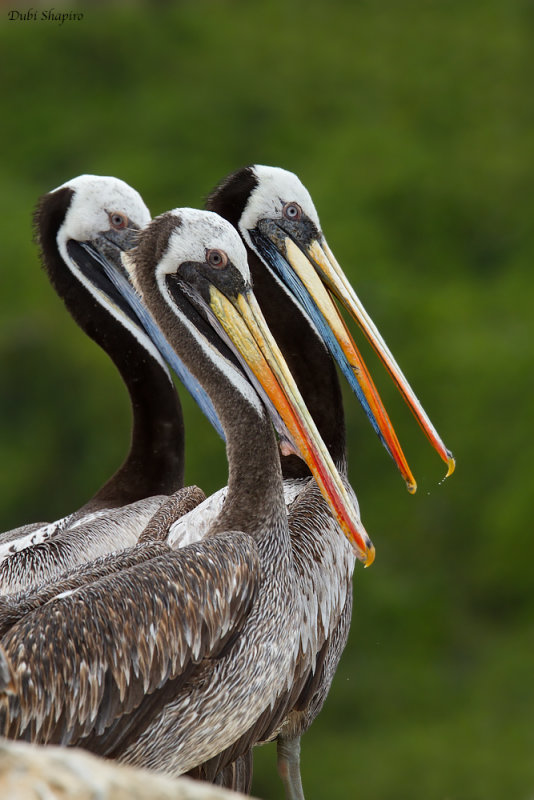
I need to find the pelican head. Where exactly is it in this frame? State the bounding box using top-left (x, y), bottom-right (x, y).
top-left (35, 175), bottom-right (223, 437)
top-left (208, 165), bottom-right (455, 487)
top-left (37, 174), bottom-right (155, 352)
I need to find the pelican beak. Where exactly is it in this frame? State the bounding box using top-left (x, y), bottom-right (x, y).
top-left (208, 284), bottom-right (375, 566)
top-left (66, 237), bottom-right (143, 326)
top-left (252, 222), bottom-right (454, 483)
top-left (308, 237), bottom-right (455, 477)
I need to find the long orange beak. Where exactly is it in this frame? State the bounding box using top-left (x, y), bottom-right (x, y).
top-left (209, 285), bottom-right (375, 566)
top-left (254, 219), bottom-right (454, 484)
top-left (282, 236), bottom-right (418, 493)
top-left (308, 237), bottom-right (455, 478)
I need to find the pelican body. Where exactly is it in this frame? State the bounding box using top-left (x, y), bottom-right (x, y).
top-left (0, 176), bottom-right (219, 594)
top-left (0, 209), bottom-right (372, 779)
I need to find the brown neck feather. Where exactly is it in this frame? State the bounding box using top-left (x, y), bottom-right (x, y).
top-left (137, 278), bottom-right (286, 540)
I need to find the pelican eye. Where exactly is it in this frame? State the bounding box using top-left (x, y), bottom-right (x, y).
top-left (282, 202), bottom-right (302, 222)
top-left (206, 249), bottom-right (228, 269)
top-left (109, 212), bottom-right (128, 229)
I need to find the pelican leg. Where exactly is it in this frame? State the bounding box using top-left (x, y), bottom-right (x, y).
top-left (277, 736), bottom-right (305, 800)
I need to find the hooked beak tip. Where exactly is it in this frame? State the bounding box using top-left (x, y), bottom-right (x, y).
top-left (363, 540), bottom-right (376, 568)
top-left (446, 453), bottom-right (456, 478)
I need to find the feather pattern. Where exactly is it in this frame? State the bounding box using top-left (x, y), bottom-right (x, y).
top-left (0, 534), bottom-right (260, 750)
top-left (0, 498), bottom-right (168, 596)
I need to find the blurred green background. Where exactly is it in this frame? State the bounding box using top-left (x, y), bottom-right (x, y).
top-left (1, 1), bottom-right (532, 797)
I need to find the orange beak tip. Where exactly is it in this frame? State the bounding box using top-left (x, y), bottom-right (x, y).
top-left (406, 478), bottom-right (418, 495)
top-left (446, 454), bottom-right (456, 478)
top-left (363, 542), bottom-right (376, 568)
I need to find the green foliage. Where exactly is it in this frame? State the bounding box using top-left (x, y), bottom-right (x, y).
top-left (1, 1), bottom-right (532, 797)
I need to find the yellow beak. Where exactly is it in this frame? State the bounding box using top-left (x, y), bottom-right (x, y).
top-left (209, 285), bottom-right (375, 566)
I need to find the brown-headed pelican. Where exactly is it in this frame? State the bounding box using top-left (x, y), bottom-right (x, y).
top-left (0, 176), bottom-right (220, 594)
top-left (0, 209), bottom-right (374, 778)
top-left (200, 165), bottom-right (455, 798)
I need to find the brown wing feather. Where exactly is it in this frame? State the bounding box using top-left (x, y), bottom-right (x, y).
top-left (138, 485), bottom-right (206, 543)
top-left (0, 532), bottom-right (259, 749)
top-left (0, 541), bottom-right (170, 638)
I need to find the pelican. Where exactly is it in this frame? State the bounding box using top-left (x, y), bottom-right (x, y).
top-left (0, 176), bottom-right (220, 594)
top-left (0, 209), bottom-right (374, 781)
top-left (198, 164), bottom-right (455, 797)
top-left (85, 167), bottom-right (453, 797)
